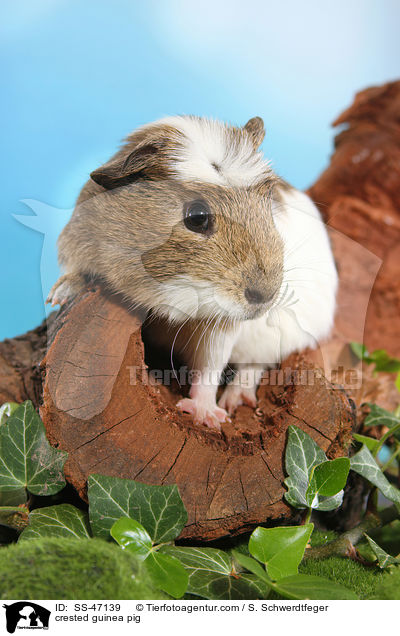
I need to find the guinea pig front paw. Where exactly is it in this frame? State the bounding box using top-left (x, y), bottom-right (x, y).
top-left (176, 398), bottom-right (228, 431)
top-left (46, 273), bottom-right (86, 307)
top-left (218, 384), bottom-right (257, 415)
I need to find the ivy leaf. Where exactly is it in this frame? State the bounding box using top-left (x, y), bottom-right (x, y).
top-left (307, 458), bottom-right (350, 497)
top-left (145, 551), bottom-right (188, 598)
top-left (248, 524), bottom-right (313, 580)
top-left (0, 402), bottom-right (19, 425)
top-left (110, 517), bottom-right (152, 561)
top-left (110, 517), bottom-right (188, 597)
top-left (364, 404), bottom-right (400, 439)
top-left (232, 550), bottom-right (272, 584)
top-left (275, 574), bottom-right (358, 600)
top-left (364, 534), bottom-right (400, 569)
top-left (284, 425), bottom-right (326, 509)
top-left (19, 504), bottom-right (91, 541)
top-left (233, 552), bottom-right (356, 599)
top-left (368, 350), bottom-right (400, 374)
top-left (352, 433), bottom-right (380, 453)
top-left (305, 458), bottom-right (350, 510)
top-left (0, 401), bottom-right (67, 495)
top-left (310, 491), bottom-right (344, 512)
top-left (350, 446), bottom-right (400, 504)
top-left (0, 489), bottom-right (28, 506)
top-left (284, 426), bottom-right (347, 511)
top-left (350, 344), bottom-right (400, 374)
top-left (88, 474), bottom-right (188, 542)
top-left (206, 572), bottom-right (270, 600)
top-left (163, 546), bottom-right (270, 600)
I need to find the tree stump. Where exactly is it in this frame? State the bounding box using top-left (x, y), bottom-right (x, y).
top-left (39, 287), bottom-right (355, 541)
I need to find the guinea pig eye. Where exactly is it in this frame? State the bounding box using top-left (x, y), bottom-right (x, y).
top-left (183, 201), bottom-right (213, 235)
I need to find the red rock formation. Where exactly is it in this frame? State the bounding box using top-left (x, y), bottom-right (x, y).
top-left (309, 81), bottom-right (400, 357)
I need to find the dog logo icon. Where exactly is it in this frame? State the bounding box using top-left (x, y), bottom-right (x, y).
top-left (3, 602), bottom-right (50, 633)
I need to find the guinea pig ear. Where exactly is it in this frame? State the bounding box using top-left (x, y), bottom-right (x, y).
top-left (90, 140), bottom-right (170, 189)
top-left (243, 117), bottom-right (265, 150)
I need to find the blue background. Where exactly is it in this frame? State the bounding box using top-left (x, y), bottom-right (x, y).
top-left (1, 0), bottom-right (399, 339)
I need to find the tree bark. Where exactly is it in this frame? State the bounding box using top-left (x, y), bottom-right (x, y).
top-left (38, 287), bottom-right (355, 540)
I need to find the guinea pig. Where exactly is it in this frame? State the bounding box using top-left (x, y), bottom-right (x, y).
top-left (48, 115), bottom-right (338, 430)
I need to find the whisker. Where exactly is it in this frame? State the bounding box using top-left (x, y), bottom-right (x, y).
top-left (170, 312), bottom-right (195, 387)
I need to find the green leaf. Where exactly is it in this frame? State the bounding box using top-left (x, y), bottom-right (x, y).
top-left (145, 551), bottom-right (188, 598)
top-left (275, 574), bottom-right (358, 600)
top-left (0, 402), bottom-right (19, 425)
top-left (0, 401), bottom-right (67, 495)
top-left (311, 491), bottom-right (344, 512)
top-left (350, 342), bottom-right (369, 361)
top-left (364, 404), bottom-right (400, 439)
top-left (395, 372), bottom-right (400, 393)
top-left (306, 458), bottom-right (350, 510)
top-left (248, 524), bottom-right (313, 580)
top-left (353, 433), bottom-right (380, 452)
top-left (284, 426), bottom-right (347, 511)
top-left (364, 534), bottom-right (400, 569)
top-left (368, 350), bottom-right (400, 374)
top-left (350, 445), bottom-right (400, 504)
top-left (232, 550), bottom-right (272, 584)
top-left (88, 474), bottom-right (188, 542)
top-left (364, 403), bottom-right (400, 428)
top-left (163, 546), bottom-right (271, 600)
top-left (206, 572), bottom-right (270, 600)
top-left (19, 504), bottom-right (91, 541)
top-left (0, 489), bottom-right (28, 506)
top-left (307, 458), bottom-right (350, 497)
top-left (284, 425), bottom-right (326, 509)
top-left (350, 344), bottom-right (400, 374)
top-left (110, 517), bottom-right (152, 560)
top-left (233, 552), bottom-right (357, 599)
top-left (163, 545), bottom-right (232, 578)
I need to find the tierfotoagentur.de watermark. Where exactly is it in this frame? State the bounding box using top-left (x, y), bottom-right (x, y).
top-left (127, 364), bottom-right (360, 390)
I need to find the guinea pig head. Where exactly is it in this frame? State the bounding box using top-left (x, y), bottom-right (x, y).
top-left (138, 183), bottom-right (284, 323)
top-left (80, 115), bottom-right (284, 323)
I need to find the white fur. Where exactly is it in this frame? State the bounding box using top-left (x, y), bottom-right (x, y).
top-left (147, 117), bottom-right (337, 367)
top-left (139, 117), bottom-right (337, 421)
top-left (165, 186), bottom-right (337, 422)
top-left (157, 274), bottom-right (249, 323)
top-left (229, 188), bottom-right (338, 368)
top-left (141, 115), bottom-right (337, 420)
top-left (143, 115), bottom-right (271, 187)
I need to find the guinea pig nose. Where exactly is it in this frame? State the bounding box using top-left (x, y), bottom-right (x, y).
top-left (244, 287), bottom-right (267, 305)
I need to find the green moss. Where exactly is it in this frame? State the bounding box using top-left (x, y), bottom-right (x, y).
top-left (371, 568), bottom-right (400, 599)
top-left (298, 530), bottom-right (388, 599)
top-left (299, 555), bottom-right (385, 599)
top-left (0, 537), bottom-right (166, 600)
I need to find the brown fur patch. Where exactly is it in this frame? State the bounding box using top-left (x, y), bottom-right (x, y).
top-left (58, 177), bottom-right (283, 320)
top-left (90, 124), bottom-right (185, 189)
top-left (243, 116), bottom-right (265, 149)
